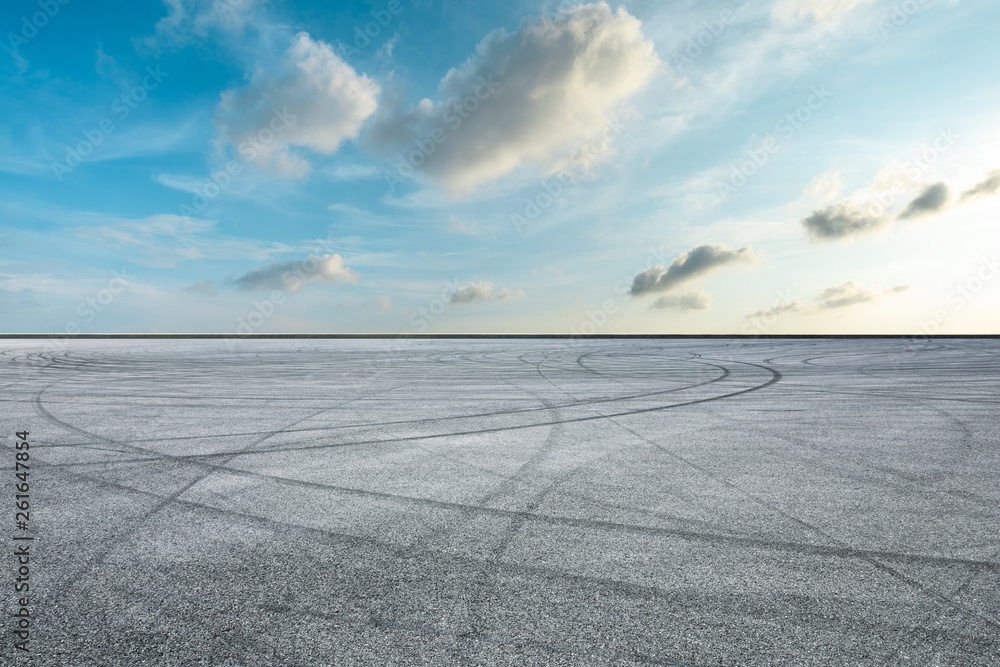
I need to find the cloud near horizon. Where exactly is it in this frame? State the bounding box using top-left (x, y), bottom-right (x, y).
top-left (746, 301), bottom-right (802, 320)
top-left (651, 288), bottom-right (712, 312)
top-left (231, 253), bottom-right (359, 292)
top-left (817, 281), bottom-right (910, 310)
top-left (448, 281), bottom-right (525, 306)
top-left (630, 244), bottom-right (755, 296)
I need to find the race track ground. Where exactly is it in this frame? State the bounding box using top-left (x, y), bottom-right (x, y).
top-left (1, 338), bottom-right (998, 665)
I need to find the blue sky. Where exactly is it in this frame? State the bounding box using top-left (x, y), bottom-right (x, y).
top-left (2, 0), bottom-right (999, 333)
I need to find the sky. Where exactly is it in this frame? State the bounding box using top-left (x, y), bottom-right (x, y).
top-left (2, 0), bottom-right (999, 334)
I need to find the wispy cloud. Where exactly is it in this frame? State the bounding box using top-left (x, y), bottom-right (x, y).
top-left (746, 301), bottom-right (802, 319)
top-left (959, 169), bottom-right (1000, 204)
top-left (772, 0), bottom-right (876, 23)
top-left (448, 281), bottom-right (524, 306)
top-left (135, 0), bottom-right (264, 54)
top-left (182, 280), bottom-right (218, 296)
top-left (324, 163), bottom-right (383, 181)
top-left (651, 288), bottom-right (711, 312)
top-left (448, 216), bottom-right (491, 238)
top-left (817, 280), bottom-right (910, 310)
top-left (70, 214), bottom-right (299, 267)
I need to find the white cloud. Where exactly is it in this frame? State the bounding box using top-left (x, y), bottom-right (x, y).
top-left (154, 173), bottom-right (205, 194)
top-left (746, 301), bottom-right (802, 320)
top-left (324, 163), bottom-right (383, 181)
top-left (136, 0), bottom-right (263, 54)
top-left (801, 171), bottom-right (845, 205)
top-left (368, 2), bottom-right (661, 193)
top-left (651, 288), bottom-right (712, 312)
top-left (183, 280), bottom-right (218, 296)
top-left (215, 32), bottom-right (380, 178)
top-left (959, 169), bottom-right (1000, 203)
top-left (448, 216), bottom-right (491, 238)
top-left (817, 280), bottom-right (910, 309)
top-left (817, 280), bottom-right (880, 309)
top-left (448, 281), bottom-right (525, 306)
top-left (772, 0), bottom-right (876, 23)
top-left (232, 253), bottom-right (359, 292)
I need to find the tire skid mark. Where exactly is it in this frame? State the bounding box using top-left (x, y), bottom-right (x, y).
top-left (32, 357), bottom-right (733, 450)
top-left (30, 351), bottom-right (420, 607)
top-left (609, 358), bottom-right (1000, 633)
top-left (34, 448), bottom-right (1000, 612)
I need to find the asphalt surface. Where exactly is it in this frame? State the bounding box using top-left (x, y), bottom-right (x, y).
top-left (0, 338), bottom-right (998, 666)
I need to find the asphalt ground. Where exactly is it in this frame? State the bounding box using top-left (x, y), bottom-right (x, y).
top-left (0, 338), bottom-right (998, 665)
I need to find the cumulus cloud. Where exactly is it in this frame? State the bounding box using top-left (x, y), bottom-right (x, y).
top-left (898, 182), bottom-right (950, 220)
top-left (801, 202), bottom-right (888, 241)
top-left (448, 282), bottom-right (525, 306)
top-left (368, 2), bottom-right (661, 193)
top-left (232, 254), bottom-right (359, 292)
top-left (959, 169), bottom-right (1000, 203)
top-left (817, 281), bottom-right (910, 310)
top-left (215, 32), bottom-right (380, 177)
top-left (651, 288), bottom-right (711, 312)
top-left (630, 244), bottom-right (755, 296)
